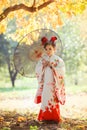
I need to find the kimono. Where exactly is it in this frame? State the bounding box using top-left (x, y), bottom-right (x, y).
top-left (34, 54), bottom-right (66, 122)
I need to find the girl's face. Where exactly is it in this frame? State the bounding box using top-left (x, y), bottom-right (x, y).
top-left (45, 45), bottom-right (55, 57)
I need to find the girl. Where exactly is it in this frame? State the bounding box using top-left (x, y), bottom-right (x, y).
top-left (34, 36), bottom-right (66, 122)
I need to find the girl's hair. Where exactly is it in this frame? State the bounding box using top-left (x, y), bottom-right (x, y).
top-left (41, 36), bottom-right (57, 49)
top-left (44, 42), bottom-right (56, 49)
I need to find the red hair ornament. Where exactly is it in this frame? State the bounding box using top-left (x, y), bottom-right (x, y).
top-left (50, 36), bottom-right (57, 43)
top-left (41, 37), bottom-right (48, 45)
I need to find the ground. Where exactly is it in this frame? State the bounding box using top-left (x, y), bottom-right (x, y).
top-left (0, 91), bottom-right (87, 130)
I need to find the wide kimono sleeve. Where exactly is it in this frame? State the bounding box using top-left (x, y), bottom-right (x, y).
top-left (34, 58), bottom-right (43, 104)
top-left (51, 57), bottom-right (66, 105)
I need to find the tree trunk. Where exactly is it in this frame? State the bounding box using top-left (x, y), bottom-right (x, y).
top-left (7, 62), bottom-right (18, 87)
top-left (74, 75), bottom-right (78, 85)
top-left (11, 71), bottom-right (18, 87)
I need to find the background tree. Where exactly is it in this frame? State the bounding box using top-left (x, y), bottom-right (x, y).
top-left (58, 21), bottom-right (85, 85)
top-left (0, 34), bottom-right (18, 87)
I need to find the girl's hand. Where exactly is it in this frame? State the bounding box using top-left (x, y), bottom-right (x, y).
top-left (42, 60), bottom-right (50, 67)
top-left (50, 62), bottom-right (57, 68)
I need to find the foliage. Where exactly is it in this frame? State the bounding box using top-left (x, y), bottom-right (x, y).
top-left (0, 34), bottom-right (10, 66)
top-left (1, 127), bottom-right (11, 130)
top-left (30, 125), bottom-right (38, 130)
top-left (0, 0), bottom-right (87, 36)
top-left (58, 21), bottom-right (85, 74)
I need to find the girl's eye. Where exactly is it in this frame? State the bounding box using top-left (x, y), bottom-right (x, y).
top-left (45, 48), bottom-right (49, 51)
top-left (49, 48), bottom-right (52, 50)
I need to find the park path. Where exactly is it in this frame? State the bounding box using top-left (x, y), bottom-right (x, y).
top-left (0, 92), bottom-right (87, 119)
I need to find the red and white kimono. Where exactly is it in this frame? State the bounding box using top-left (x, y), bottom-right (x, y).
top-left (34, 54), bottom-right (66, 122)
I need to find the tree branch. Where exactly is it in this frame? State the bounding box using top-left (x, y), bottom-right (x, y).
top-left (32, 0), bottom-right (36, 7)
top-left (0, 0), bottom-right (54, 22)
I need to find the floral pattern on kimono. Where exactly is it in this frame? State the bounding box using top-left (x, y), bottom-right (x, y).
top-left (34, 54), bottom-right (66, 122)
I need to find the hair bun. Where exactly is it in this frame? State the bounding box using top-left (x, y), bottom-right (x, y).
top-left (50, 36), bottom-right (57, 43)
top-left (41, 37), bottom-right (48, 45)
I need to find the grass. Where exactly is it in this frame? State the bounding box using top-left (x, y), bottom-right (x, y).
top-left (0, 77), bottom-right (87, 100)
top-left (0, 77), bottom-right (37, 99)
top-left (66, 84), bottom-right (87, 94)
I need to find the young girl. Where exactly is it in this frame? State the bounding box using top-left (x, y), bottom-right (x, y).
top-left (34, 36), bottom-right (66, 122)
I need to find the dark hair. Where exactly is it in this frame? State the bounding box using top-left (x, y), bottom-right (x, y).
top-left (44, 42), bottom-right (56, 49)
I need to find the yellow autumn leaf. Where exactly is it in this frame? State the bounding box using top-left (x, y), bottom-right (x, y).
top-left (0, 0), bottom-right (7, 5)
top-left (8, 12), bottom-right (15, 19)
top-left (59, 5), bottom-right (67, 13)
top-left (0, 24), bottom-right (6, 34)
top-left (0, 116), bottom-right (4, 122)
top-left (66, 11), bottom-right (72, 18)
top-left (17, 116), bottom-right (26, 122)
top-left (4, 121), bottom-right (10, 127)
top-left (79, 3), bottom-right (86, 13)
top-left (57, 14), bottom-right (63, 26)
top-left (76, 125), bottom-right (85, 129)
top-left (71, 2), bottom-right (86, 15)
